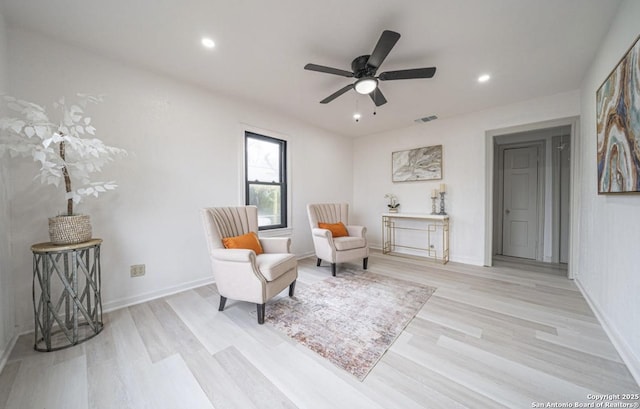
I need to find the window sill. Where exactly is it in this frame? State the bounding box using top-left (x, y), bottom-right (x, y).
top-left (258, 227), bottom-right (293, 238)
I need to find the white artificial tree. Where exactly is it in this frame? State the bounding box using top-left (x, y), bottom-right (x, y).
top-left (0, 94), bottom-right (126, 216)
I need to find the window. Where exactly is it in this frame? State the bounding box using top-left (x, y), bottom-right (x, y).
top-left (245, 131), bottom-right (287, 230)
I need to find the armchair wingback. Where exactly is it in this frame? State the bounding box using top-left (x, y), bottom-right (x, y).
top-left (201, 206), bottom-right (297, 324)
top-left (307, 203), bottom-right (369, 276)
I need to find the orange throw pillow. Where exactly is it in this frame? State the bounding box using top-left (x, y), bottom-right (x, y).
top-left (318, 222), bottom-right (349, 238)
top-left (222, 232), bottom-right (264, 255)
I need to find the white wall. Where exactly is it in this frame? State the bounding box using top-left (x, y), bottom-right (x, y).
top-left (0, 10), bottom-right (17, 370)
top-left (6, 28), bottom-right (352, 332)
top-left (576, 0), bottom-right (640, 383)
top-left (353, 91), bottom-right (580, 265)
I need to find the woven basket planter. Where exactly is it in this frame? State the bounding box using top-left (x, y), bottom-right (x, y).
top-left (48, 214), bottom-right (92, 245)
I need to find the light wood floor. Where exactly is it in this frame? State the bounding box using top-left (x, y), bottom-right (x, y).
top-left (1, 252), bottom-right (638, 409)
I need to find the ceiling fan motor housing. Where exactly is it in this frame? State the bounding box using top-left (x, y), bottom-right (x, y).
top-left (352, 55), bottom-right (376, 78)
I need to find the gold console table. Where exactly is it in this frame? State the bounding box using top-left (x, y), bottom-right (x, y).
top-left (382, 213), bottom-right (449, 264)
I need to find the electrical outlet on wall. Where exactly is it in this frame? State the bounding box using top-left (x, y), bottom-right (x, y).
top-left (130, 264), bottom-right (146, 277)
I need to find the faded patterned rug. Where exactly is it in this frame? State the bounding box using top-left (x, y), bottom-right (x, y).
top-left (264, 269), bottom-right (436, 381)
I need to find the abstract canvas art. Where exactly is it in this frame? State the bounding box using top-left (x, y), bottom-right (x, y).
top-left (596, 34), bottom-right (640, 194)
top-left (392, 145), bottom-right (442, 182)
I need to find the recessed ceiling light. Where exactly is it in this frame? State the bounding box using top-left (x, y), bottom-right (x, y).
top-left (478, 74), bottom-right (491, 83)
top-left (201, 37), bottom-right (215, 49)
top-left (353, 113), bottom-right (361, 122)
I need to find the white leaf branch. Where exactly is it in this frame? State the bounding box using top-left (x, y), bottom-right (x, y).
top-left (0, 94), bottom-right (127, 215)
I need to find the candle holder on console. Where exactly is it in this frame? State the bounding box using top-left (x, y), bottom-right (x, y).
top-left (438, 192), bottom-right (447, 215)
top-left (430, 194), bottom-right (438, 215)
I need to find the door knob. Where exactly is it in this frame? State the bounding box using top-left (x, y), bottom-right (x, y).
top-left (505, 209), bottom-right (511, 214)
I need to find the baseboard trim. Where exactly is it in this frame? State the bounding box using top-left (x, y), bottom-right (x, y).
top-left (0, 332), bottom-right (19, 374)
top-left (105, 251), bottom-right (316, 313)
top-left (296, 251), bottom-right (315, 260)
top-left (103, 276), bottom-right (215, 313)
top-left (370, 244), bottom-right (483, 266)
top-left (449, 255), bottom-right (484, 266)
top-left (575, 278), bottom-right (640, 387)
top-left (22, 253), bottom-right (316, 330)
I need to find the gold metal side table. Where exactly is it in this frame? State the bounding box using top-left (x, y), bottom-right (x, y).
top-left (31, 239), bottom-right (104, 351)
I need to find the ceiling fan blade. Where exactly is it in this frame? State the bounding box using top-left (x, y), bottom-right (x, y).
top-left (304, 63), bottom-right (354, 77)
top-left (366, 30), bottom-right (401, 70)
top-left (369, 88), bottom-right (387, 106)
top-left (379, 67), bottom-right (437, 81)
top-left (320, 84), bottom-right (354, 104)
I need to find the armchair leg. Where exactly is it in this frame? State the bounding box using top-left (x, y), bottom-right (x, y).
top-left (363, 257), bottom-right (369, 270)
top-left (257, 303), bottom-right (265, 324)
top-left (289, 280), bottom-right (296, 297)
top-left (316, 258), bottom-right (322, 267)
top-left (218, 296), bottom-right (227, 311)
top-left (331, 263), bottom-right (336, 277)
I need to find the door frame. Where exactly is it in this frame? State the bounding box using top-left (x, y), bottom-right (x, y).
top-left (551, 134), bottom-right (571, 264)
top-left (494, 141), bottom-right (545, 261)
top-left (484, 116), bottom-right (580, 279)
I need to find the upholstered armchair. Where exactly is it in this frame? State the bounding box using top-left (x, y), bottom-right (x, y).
top-left (306, 203), bottom-right (369, 276)
top-left (201, 206), bottom-right (298, 324)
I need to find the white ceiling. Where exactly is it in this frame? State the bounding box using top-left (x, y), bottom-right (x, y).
top-left (0, 0), bottom-right (621, 137)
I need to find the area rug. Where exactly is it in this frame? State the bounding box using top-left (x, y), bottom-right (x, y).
top-left (264, 269), bottom-right (436, 381)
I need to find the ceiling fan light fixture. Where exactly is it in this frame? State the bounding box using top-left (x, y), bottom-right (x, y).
top-left (354, 78), bottom-right (378, 94)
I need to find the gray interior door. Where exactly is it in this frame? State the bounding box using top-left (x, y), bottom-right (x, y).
top-left (502, 146), bottom-right (539, 259)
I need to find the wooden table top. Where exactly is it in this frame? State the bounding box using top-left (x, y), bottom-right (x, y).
top-left (31, 238), bottom-right (103, 253)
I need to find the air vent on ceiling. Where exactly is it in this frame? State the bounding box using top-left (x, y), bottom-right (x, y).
top-left (415, 115), bottom-right (438, 123)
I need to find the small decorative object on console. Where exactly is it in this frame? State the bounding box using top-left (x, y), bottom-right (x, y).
top-left (384, 193), bottom-right (400, 212)
top-left (438, 183), bottom-right (447, 215)
top-left (430, 188), bottom-right (438, 214)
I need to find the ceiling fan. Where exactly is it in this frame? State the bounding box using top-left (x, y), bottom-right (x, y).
top-left (304, 30), bottom-right (436, 107)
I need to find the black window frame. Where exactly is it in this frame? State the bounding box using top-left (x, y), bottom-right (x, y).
top-left (244, 131), bottom-right (287, 230)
